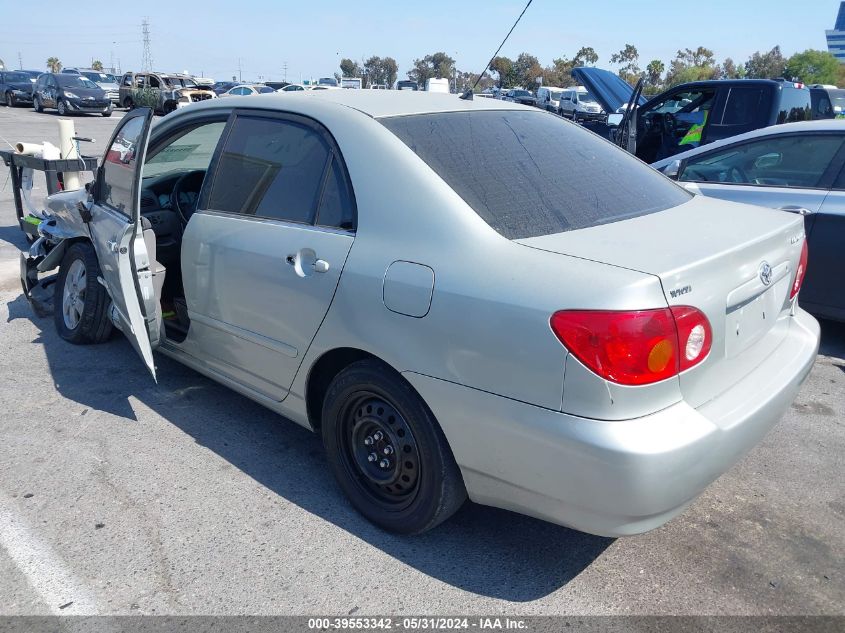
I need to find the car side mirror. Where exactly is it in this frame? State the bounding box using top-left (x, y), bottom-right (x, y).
top-left (663, 159), bottom-right (684, 181)
top-left (606, 113), bottom-right (624, 127)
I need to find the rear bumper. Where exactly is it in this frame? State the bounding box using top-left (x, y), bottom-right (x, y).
top-left (404, 309), bottom-right (819, 536)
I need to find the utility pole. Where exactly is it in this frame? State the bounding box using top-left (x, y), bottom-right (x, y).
top-left (238, 58), bottom-right (242, 82)
top-left (283, 61), bottom-right (288, 83)
top-left (18, 52), bottom-right (22, 70)
top-left (141, 18), bottom-right (153, 71)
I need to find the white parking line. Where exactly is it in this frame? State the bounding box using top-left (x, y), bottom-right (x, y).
top-left (0, 493), bottom-right (100, 614)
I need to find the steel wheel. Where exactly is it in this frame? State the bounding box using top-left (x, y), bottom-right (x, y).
top-left (338, 393), bottom-right (421, 510)
top-left (57, 99), bottom-right (67, 115)
top-left (61, 258), bottom-right (87, 330)
top-left (5, 92), bottom-right (13, 107)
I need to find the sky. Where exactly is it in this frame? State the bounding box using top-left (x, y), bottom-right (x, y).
top-left (0, 0), bottom-right (839, 82)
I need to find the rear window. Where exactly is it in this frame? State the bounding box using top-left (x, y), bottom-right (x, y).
top-left (777, 87), bottom-right (811, 124)
top-left (380, 110), bottom-right (691, 239)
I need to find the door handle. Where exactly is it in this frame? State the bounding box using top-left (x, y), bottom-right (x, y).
top-left (779, 206), bottom-right (814, 216)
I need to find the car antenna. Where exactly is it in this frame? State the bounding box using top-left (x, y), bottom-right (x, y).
top-left (459, 0), bottom-right (534, 101)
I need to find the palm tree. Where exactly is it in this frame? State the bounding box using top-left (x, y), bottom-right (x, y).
top-left (46, 57), bottom-right (62, 73)
top-left (91, 60), bottom-right (103, 71)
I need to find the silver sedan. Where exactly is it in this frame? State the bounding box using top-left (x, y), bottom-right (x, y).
top-left (653, 120), bottom-right (845, 322)
top-left (20, 91), bottom-right (819, 536)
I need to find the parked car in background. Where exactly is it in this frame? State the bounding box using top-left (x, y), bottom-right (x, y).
top-left (0, 70), bottom-right (35, 107)
top-left (220, 84), bottom-right (275, 97)
top-left (341, 77), bottom-right (363, 89)
top-left (212, 81), bottom-right (238, 95)
top-left (32, 72), bottom-right (112, 116)
top-left (425, 78), bottom-right (450, 93)
top-left (558, 86), bottom-right (603, 121)
top-left (573, 67), bottom-right (813, 164)
top-left (318, 77), bottom-right (339, 87)
top-left (278, 83), bottom-right (308, 92)
top-left (653, 120), bottom-right (845, 321)
top-left (19, 92), bottom-right (818, 537)
top-left (396, 80), bottom-right (418, 91)
top-left (536, 86), bottom-right (564, 113)
top-left (76, 70), bottom-right (120, 105)
top-left (810, 86), bottom-right (845, 119)
top-left (503, 88), bottom-right (536, 106)
top-left (119, 71), bottom-right (216, 113)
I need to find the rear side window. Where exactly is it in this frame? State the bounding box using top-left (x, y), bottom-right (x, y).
top-left (381, 110), bottom-right (691, 239)
top-left (777, 88), bottom-right (811, 123)
top-left (208, 116), bottom-right (331, 224)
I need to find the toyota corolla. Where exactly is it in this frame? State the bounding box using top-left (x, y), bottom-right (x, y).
top-left (19, 91), bottom-right (819, 536)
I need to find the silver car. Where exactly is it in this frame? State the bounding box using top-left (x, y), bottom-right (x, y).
top-left (653, 120), bottom-right (845, 322)
top-left (20, 91), bottom-right (819, 536)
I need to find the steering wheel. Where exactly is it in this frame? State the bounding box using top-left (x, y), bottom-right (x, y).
top-left (171, 169), bottom-right (207, 226)
top-left (663, 112), bottom-right (677, 136)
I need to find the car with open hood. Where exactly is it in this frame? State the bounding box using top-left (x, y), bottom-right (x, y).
top-left (572, 67), bottom-right (812, 164)
top-left (18, 91), bottom-right (818, 537)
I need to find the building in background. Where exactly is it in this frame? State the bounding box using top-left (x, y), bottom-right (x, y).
top-left (827, 1), bottom-right (845, 63)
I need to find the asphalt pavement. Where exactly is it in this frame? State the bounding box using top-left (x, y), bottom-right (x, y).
top-left (0, 103), bottom-right (842, 616)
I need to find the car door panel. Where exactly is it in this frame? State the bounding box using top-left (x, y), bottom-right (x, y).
top-left (181, 212), bottom-right (353, 400)
top-left (88, 107), bottom-right (162, 378)
top-left (800, 190), bottom-right (845, 318)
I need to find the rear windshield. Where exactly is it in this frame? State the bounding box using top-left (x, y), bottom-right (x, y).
top-left (380, 110), bottom-right (690, 239)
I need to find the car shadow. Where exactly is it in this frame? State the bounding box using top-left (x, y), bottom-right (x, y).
top-left (5, 292), bottom-right (613, 601)
top-left (0, 223), bottom-right (29, 251)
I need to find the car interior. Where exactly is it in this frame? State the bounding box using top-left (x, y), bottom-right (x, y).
top-left (138, 119), bottom-right (228, 340)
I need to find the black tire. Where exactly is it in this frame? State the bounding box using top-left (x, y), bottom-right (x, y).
top-left (57, 98), bottom-right (67, 116)
top-left (5, 92), bottom-right (14, 107)
top-left (102, 107), bottom-right (113, 118)
top-left (322, 359), bottom-right (466, 534)
top-left (54, 242), bottom-right (113, 345)
top-left (33, 96), bottom-right (43, 113)
top-left (123, 97), bottom-right (134, 110)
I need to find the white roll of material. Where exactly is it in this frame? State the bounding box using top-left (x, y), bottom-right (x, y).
top-left (57, 118), bottom-right (82, 191)
top-left (15, 141), bottom-right (62, 215)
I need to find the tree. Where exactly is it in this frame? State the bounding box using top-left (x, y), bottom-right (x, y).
top-left (364, 55), bottom-right (398, 88)
top-left (339, 58), bottom-right (361, 78)
top-left (91, 60), bottom-right (104, 71)
top-left (645, 59), bottom-right (665, 92)
top-left (572, 46), bottom-right (598, 67)
top-left (664, 47), bottom-right (719, 87)
top-left (745, 46), bottom-right (786, 79)
top-left (720, 57), bottom-right (744, 79)
top-left (610, 44), bottom-right (641, 84)
top-left (513, 52), bottom-right (542, 89)
top-left (46, 57), bottom-right (62, 73)
top-left (489, 56), bottom-right (515, 88)
top-left (407, 52), bottom-right (455, 87)
top-left (785, 49), bottom-right (839, 85)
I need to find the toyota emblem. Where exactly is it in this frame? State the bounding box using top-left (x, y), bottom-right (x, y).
top-left (759, 262), bottom-right (773, 286)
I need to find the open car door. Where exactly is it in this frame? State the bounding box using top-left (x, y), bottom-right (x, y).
top-left (88, 107), bottom-right (162, 379)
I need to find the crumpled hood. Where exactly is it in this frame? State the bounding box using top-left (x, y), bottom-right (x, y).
top-left (571, 66), bottom-right (646, 114)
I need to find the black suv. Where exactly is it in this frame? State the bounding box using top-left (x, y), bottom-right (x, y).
top-left (32, 72), bottom-right (113, 117)
top-left (573, 68), bottom-right (812, 163)
top-left (0, 70), bottom-right (34, 107)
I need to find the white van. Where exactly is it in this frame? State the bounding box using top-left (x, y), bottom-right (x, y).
top-left (558, 86), bottom-right (605, 122)
top-left (425, 78), bottom-right (451, 94)
top-left (536, 86), bottom-right (564, 113)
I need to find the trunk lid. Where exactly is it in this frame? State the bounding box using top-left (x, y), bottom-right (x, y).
top-left (517, 196), bottom-right (806, 409)
top-left (571, 66), bottom-right (645, 114)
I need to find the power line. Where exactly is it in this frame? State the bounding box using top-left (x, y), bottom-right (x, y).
top-left (141, 18), bottom-right (153, 71)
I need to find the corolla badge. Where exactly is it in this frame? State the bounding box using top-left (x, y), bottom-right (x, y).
top-left (759, 261), bottom-right (773, 286)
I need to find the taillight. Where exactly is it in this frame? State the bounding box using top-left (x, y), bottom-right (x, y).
top-left (550, 306), bottom-right (712, 386)
top-left (790, 240), bottom-right (809, 300)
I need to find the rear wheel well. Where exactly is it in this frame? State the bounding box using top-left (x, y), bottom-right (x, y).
top-left (306, 348), bottom-right (384, 431)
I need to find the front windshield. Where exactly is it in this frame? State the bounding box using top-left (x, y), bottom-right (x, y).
top-left (829, 90), bottom-right (845, 113)
top-left (57, 75), bottom-right (99, 89)
top-left (82, 72), bottom-right (115, 84)
top-left (551, 91), bottom-right (563, 101)
top-left (579, 90), bottom-right (598, 104)
top-left (163, 76), bottom-right (198, 88)
top-left (3, 72), bottom-right (29, 83)
top-left (513, 90), bottom-right (530, 97)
